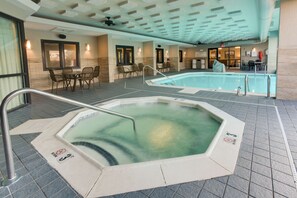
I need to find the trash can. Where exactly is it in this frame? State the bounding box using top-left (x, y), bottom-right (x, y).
top-left (197, 59), bottom-right (201, 69)
top-left (192, 59), bottom-right (197, 69)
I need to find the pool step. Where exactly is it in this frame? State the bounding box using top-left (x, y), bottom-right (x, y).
top-left (71, 136), bottom-right (144, 166)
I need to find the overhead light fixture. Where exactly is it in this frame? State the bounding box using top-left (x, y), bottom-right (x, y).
top-left (26, 40), bottom-right (31, 49)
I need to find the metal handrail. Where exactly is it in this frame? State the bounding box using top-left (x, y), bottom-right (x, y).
top-left (0, 88), bottom-right (137, 185)
top-left (142, 65), bottom-right (175, 85)
top-left (244, 74), bottom-right (248, 96)
top-left (267, 75), bottom-right (271, 98)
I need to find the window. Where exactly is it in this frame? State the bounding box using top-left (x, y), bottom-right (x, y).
top-left (41, 40), bottom-right (80, 70)
top-left (179, 50), bottom-right (183, 62)
top-left (116, 45), bottom-right (134, 66)
top-left (156, 48), bottom-right (164, 63)
top-left (0, 13), bottom-right (29, 110)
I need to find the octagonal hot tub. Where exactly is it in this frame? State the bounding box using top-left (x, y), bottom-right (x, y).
top-left (32, 97), bottom-right (244, 197)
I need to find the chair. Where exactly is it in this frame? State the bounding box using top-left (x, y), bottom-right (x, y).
top-left (117, 66), bottom-right (132, 79)
top-left (138, 63), bottom-right (145, 75)
top-left (62, 68), bottom-right (73, 89)
top-left (157, 63), bottom-right (164, 72)
top-left (248, 60), bottom-right (255, 71)
top-left (92, 66), bottom-right (100, 86)
top-left (49, 69), bottom-right (64, 93)
top-left (79, 67), bottom-right (94, 89)
top-left (132, 63), bottom-right (141, 76)
top-left (163, 62), bottom-right (171, 72)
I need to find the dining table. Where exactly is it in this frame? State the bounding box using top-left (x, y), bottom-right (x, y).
top-left (63, 71), bottom-right (82, 92)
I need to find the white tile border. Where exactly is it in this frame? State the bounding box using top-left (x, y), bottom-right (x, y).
top-left (30, 96), bottom-right (244, 197)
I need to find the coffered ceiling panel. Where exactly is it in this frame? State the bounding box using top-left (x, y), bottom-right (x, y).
top-left (29, 0), bottom-right (279, 44)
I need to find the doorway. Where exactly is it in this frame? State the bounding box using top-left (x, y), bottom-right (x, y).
top-left (208, 47), bottom-right (241, 69)
top-left (208, 48), bottom-right (218, 69)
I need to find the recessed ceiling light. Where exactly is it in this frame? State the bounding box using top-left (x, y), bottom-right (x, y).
top-left (145, 4), bottom-right (157, 10)
top-left (211, 6), bottom-right (225, 13)
top-left (135, 17), bottom-right (143, 21)
top-left (206, 15), bottom-right (217, 18)
top-left (187, 19), bottom-right (197, 22)
top-left (150, 13), bottom-right (160, 17)
top-left (228, 10), bottom-right (242, 16)
top-left (170, 16), bottom-right (179, 20)
top-left (189, 11), bottom-right (200, 16)
top-left (191, 2), bottom-right (205, 8)
top-left (234, 19), bottom-right (245, 23)
top-left (89, 13), bottom-right (105, 19)
top-left (221, 17), bottom-right (232, 21)
top-left (169, 8), bottom-right (180, 13)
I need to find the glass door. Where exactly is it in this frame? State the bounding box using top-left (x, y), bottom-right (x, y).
top-left (208, 48), bottom-right (218, 69)
top-left (0, 13), bottom-right (29, 110)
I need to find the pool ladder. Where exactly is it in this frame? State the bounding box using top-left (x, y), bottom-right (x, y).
top-left (142, 65), bottom-right (176, 85)
top-left (0, 88), bottom-right (137, 186)
top-left (242, 74), bottom-right (271, 97)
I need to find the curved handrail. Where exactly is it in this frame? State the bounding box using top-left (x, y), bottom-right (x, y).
top-left (142, 65), bottom-right (175, 85)
top-left (0, 88), bottom-right (137, 185)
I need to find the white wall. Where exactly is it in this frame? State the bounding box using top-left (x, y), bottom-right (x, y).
top-left (109, 37), bottom-right (143, 79)
top-left (25, 29), bottom-right (99, 90)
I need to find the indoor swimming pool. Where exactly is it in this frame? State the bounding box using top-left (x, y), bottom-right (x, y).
top-left (148, 72), bottom-right (276, 96)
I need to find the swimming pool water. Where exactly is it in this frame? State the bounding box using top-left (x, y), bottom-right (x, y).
top-left (151, 72), bottom-right (276, 96)
top-left (63, 102), bottom-right (221, 166)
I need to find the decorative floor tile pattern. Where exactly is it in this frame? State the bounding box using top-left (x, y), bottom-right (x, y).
top-left (1, 73), bottom-right (297, 197)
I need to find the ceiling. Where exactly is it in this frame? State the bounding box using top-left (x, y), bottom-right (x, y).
top-left (27, 0), bottom-right (280, 45)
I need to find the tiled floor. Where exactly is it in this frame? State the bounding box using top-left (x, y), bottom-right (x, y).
top-left (1, 72), bottom-right (297, 198)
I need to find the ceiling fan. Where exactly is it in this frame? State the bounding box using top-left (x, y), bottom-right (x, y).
top-left (104, 17), bottom-right (115, 26)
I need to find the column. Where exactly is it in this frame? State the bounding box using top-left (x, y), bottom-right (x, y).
top-left (277, 0), bottom-right (297, 100)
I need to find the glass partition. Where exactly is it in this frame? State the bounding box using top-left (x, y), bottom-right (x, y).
top-left (0, 14), bottom-right (28, 110)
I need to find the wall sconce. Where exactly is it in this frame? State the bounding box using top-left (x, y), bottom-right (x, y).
top-left (165, 49), bottom-right (169, 57)
top-left (252, 47), bottom-right (256, 52)
top-left (85, 43), bottom-right (90, 51)
top-left (26, 40), bottom-right (31, 49)
top-left (138, 47), bottom-right (142, 53)
top-left (183, 51), bottom-right (186, 56)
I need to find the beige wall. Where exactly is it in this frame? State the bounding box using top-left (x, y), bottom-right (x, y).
top-left (143, 41), bottom-right (155, 75)
top-left (277, 0), bottom-right (297, 100)
top-left (184, 42), bottom-right (268, 70)
top-left (25, 29), bottom-right (98, 90)
top-left (240, 42), bottom-right (268, 66)
top-left (179, 47), bottom-right (186, 70)
top-left (169, 45), bottom-right (179, 71)
top-left (98, 34), bottom-right (110, 82)
top-left (109, 37), bottom-right (144, 80)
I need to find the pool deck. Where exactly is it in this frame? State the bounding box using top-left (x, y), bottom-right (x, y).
top-left (1, 70), bottom-right (297, 198)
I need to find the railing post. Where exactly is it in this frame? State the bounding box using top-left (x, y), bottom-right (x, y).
top-left (142, 65), bottom-right (175, 85)
top-left (267, 75), bottom-right (271, 98)
top-left (1, 95), bottom-right (18, 185)
top-left (244, 75), bottom-right (248, 96)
